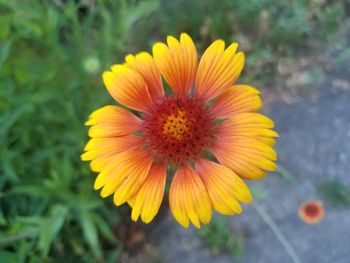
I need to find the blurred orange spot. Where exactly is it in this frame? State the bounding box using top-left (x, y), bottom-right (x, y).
top-left (298, 200), bottom-right (325, 224)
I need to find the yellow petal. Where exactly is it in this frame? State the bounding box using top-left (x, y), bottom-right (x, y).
top-left (125, 52), bottom-right (164, 101)
top-left (81, 135), bottom-right (141, 161)
top-left (131, 163), bottom-right (167, 223)
top-left (85, 105), bottom-right (141, 138)
top-left (169, 166), bottom-right (212, 228)
top-left (196, 159), bottom-right (248, 215)
top-left (195, 41), bottom-right (245, 101)
top-left (217, 113), bottom-right (279, 146)
top-left (153, 33), bottom-right (198, 95)
top-left (211, 85), bottom-right (262, 118)
top-left (212, 136), bottom-right (277, 180)
top-left (103, 65), bottom-right (153, 112)
top-left (90, 155), bottom-right (114, 173)
top-left (113, 159), bottom-right (152, 206)
top-left (93, 148), bottom-right (152, 200)
top-left (127, 195), bottom-right (136, 208)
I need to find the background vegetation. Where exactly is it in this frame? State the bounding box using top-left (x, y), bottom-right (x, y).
top-left (0, 0), bottom-right (348, 262)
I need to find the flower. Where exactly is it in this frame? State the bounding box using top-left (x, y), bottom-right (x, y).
top-left (298, 200), bottom-right (325, 224)
top-left (81, 33), bottom-right (278, 228)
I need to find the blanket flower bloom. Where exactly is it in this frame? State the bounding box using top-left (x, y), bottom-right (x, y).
top-left (81, 33), bottom-right (278, 228)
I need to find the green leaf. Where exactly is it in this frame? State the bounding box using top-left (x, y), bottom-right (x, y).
top-left (93, 214), bottom-right (117, 244)
top-left (38, 205), bottom-right (68, 256)
top-left (0, 40), bottom-right (11, 70)
top-left (0, 14), bottom-right (12, 39)
top-left (79, 210), bottom-right (102, 259)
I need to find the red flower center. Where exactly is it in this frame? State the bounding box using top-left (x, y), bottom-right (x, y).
top-left (142, 96), bottom-right (215, 165)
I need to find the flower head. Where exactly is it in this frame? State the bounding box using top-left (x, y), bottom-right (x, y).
top-left (298, 200), bottom-right (325, 224)
top-left (81, 33), bottom-right (278, 228)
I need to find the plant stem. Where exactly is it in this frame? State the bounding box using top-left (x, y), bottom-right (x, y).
top-left (276, 164), bottom-right (297, 183)
top-left (252, 202), bottom-right (302, 263)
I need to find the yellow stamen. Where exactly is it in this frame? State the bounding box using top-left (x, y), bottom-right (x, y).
top-left (162, 109), bottom-right (190, 141)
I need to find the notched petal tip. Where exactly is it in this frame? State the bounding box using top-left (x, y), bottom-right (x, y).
top-left (93, 179), bottom-right (103, 190)
top-left (124, 54), bottom-right (135, 63)
top-left (177, 218), bottom-right (190, 228)
top-left (142, 217), bottom-right (153, 224)
top-left (131, 212), bottom-right (140, 222)
top-left (242, 191), bottom-right (253, 204)
top-left (210, 39), bottom-right (225, 50)
top-left (233, 52), bottom-right (245, 71)
top-left (152, 42), bottom-right (168, 54)
top-left (80, 152), bottom-right (91, 161)
top-left (136, 51), bottom-right (151, 58)
top-left (84, 119), bottom-right (93, 126)
top-left (102, 70), bottom-right (113, 84)
top-left (179, 32), bottom-right (191, 39)
top-left (114, 194), bottom-right (127, 207)
top-left (110, 64), bottom-right (127, 73)
top-left (235, 51), bottom-right (245, 60)
top-left (179, 33), bottom-right (196, 47)
top-left (224, 42), bottom-right (238, 56)
top-left (100, 190), bottom-right (109, 198)
top-left (166, 35), bottom-right (180, 46)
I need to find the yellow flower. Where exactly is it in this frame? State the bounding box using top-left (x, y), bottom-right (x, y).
top-left (81, 33), bottom-right (278, 228)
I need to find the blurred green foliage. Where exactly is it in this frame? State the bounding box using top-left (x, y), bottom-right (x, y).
top-left (0, 0), bottom-right (158, 261)
top-left (155, 0), bottom-right (347, 85)
top-left (318, 180), bottom-right (350, 207)
top-left (198, 217), bottom-right (243, 257)
top-left (0, 0), bottom-right (348, 262)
